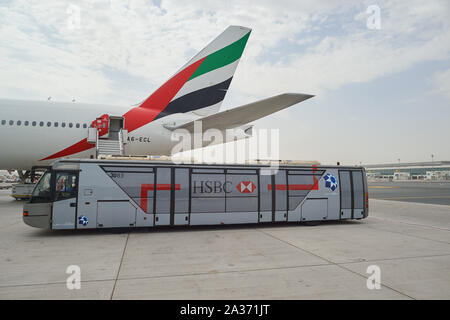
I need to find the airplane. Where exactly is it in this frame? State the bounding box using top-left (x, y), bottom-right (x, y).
top-left (0, 26), bottom-right (313, 179)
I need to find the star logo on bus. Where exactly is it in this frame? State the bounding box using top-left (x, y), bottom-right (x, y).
top-left (236, 181), bottom-right (256, 193)
top-left (78, 215), bottom-right (88, 226)
top-left (324, 173), bottom-right (338, 191)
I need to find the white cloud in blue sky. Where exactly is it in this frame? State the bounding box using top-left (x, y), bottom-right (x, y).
top-left (0, 0), bottom-right (449, 164)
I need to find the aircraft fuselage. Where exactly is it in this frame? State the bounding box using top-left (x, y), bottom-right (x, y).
top-left (0, 99), bottom-right (193, 169)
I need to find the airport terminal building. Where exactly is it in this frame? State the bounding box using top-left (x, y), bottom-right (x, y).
top-left (364, 161), bottom-right (450, 180)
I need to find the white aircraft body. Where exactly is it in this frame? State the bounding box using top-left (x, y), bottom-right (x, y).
top-left (0, 26), bottom-right (313, 171)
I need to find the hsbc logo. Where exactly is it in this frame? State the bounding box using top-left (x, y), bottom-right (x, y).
top-left (192, 180), bottom-right (257, 194)
top-left (193, 180), bottom-right (232, 194)
top-left (236, 181), bottom-right (256, 193)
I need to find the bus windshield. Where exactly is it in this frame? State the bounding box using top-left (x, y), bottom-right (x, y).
top-left (31, 171), bottom-right (52, 202)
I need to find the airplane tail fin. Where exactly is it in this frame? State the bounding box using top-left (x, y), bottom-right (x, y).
top-left (138, 26), bottom-right (251, 120)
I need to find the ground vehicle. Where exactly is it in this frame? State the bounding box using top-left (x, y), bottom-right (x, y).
top-left (11, 183), bottom-right (35, 200)
top-left (10, 166), bottom-right (49, 200)
top-left (23, 159), bottom-right (368, 229)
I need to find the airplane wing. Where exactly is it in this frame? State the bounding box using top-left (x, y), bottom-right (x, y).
top-left (167, 93), bottom-right (314, 132)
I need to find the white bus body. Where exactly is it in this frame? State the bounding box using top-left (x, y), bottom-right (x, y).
top-left (23, 159), bottom-right (369, 229)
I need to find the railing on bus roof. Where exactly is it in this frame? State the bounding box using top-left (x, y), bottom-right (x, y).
top-left (96, 154), bottom-right (320, 165)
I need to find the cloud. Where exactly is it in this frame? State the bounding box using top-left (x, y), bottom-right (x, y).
top-left (231, 0), bottom-right (450, 101)
top-left (0, 0), bottom-right (449, 106)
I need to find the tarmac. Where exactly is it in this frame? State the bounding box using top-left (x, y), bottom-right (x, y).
top-left (369, 181), bottom-right (450, 205)
top-left (0, 189), bottom-right (449, 300)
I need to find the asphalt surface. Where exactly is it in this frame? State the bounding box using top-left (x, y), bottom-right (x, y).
top-left (1, 189), bottom-right (449, 299)
top-left (369, 181), bottom-right (450, 206)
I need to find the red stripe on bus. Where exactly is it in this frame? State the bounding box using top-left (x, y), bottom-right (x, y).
top-left (140, 184), bottom-right (180, 212)
top-left (267, 167), bottom-right (320, 191)
top-left (311, 165), bottom-right (319, 190)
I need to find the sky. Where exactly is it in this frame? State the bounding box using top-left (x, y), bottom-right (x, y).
top-left (0, 0), bottom-right (449, 165)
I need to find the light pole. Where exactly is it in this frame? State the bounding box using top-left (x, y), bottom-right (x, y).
top-left (431, 154), bottom-right (435, 180)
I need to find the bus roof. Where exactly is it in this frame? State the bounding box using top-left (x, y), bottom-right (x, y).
top-left (51, 158), bottom-right (363, 171)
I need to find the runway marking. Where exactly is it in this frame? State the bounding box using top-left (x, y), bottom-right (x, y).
top-left (110, 231), bottom-right (130, 300)
top-left (369, 216), bottom-right (450, 232)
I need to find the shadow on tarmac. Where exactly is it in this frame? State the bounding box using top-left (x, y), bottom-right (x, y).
top-left (27, 219), bottom-right (364, 238)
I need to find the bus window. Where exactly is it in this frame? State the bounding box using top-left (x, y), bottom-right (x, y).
top-left (275, 170), bottom-right (287, 211)
top-left (55, 172), bottom-right (78, 200)
top-left (352, 171), bottom-right (364, 210)
top-left (30, 171), bottom-right (52, 203)
top-left (155, 168), bottom-right (171, 214)
top-left (259, 173), bottom-right (272, 212)
top-left (339, 171), bottom-right (352, 210)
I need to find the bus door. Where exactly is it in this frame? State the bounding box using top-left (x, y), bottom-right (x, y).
top-left (259, 170), bottom-right (272, 222)
top-left (273, 170), bottom-right (288, 222)
top-left (154, 167), bottom-right (172, 226)
top-left (339, 170), bottom-right (365, 219)
top-left (173, 168), bottom-right (189, 225)
top-left (259, 169), bottom-right (288, 222)
top-left (258, 170), bottom-right (273, 222)
top-left (52, 171), bottom-right (79, 229)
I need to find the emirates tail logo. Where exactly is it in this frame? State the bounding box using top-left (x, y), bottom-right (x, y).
top-left (236, 181), bottom-right (256, 193)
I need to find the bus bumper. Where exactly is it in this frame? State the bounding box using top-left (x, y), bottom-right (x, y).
top-left (23, 202), bottom-right (52, 229)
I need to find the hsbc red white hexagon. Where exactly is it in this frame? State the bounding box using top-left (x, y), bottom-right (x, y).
top-left (236, 181), bottom-right (256, 193)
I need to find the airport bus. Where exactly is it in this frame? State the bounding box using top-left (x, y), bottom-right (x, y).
top-left (23, 159), bottom-right (369, 230)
